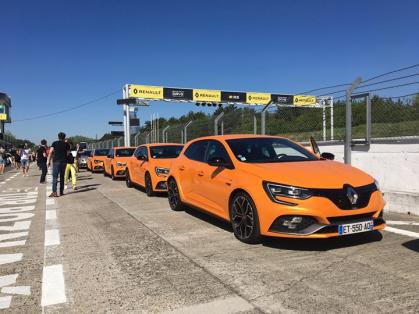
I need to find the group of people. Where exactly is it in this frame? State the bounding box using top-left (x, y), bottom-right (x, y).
top-left (0, 144), bottom-right (32, 175)
top-left (37, 132), bottom-right (80, 197)
top-left (1, 132), bottom-right (81, 198)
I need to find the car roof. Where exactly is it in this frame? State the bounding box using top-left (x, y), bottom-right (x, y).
top-left (113, 146), bottom-right (135, 150)
top-left (187, 134), bottom-right (287, 141)
top-left (139, 143), bottom-right (184, 147)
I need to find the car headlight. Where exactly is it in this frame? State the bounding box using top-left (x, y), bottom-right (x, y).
top-left (263, 181), bottom-right (312, 203)
top-left (155, 167), bottom-right (170, 175)
top-left (116, 162), bottom-right (126, 167)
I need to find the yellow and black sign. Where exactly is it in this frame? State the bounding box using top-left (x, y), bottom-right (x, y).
top-left (126, 84), bottom-right (317, 106)
top-left (193, 89), bottom-right (221, 102)
top-left (293, 95), bottom-right (317, 106)
top-left (129, 85), bottom-right (163, 99)
top-left (246, 92), bottom-right (271, 104)
top-left (0, 113), bottom-right (7, 121)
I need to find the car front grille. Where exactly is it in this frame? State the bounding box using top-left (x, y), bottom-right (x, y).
top-left (311, 183), bottom-right (377, 210)
top-left (327, 212), bottom-right (376, 224)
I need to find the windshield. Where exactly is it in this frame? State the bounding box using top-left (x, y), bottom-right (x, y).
top-left (94, 149), bottom-right (109, 156)
top-left (116, 148), bottom-right (135, 157)
top-left (226, 138), bottom-right (317, 163)
top-left (150, 145), bottom-right (183, 159)
top-left (81, 150), bottom-right (91, 156)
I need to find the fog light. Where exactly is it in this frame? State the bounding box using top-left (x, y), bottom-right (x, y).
top-left (269, 215), bottom-right (317, 233)
top-left (282, 216), bottom-right (303, 229)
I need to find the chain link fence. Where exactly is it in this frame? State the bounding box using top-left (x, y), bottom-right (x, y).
top-left (87, 94), bottom-right (419, 149)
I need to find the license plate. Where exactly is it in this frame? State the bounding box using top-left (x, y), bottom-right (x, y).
top-left (338, 220), bottom-right (374, 235)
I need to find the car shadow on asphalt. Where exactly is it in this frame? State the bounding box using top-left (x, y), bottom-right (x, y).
top-left (67, 187), bottom-right (97, 194)
top-left (262, 231), bottom-right (383, 251)
top-left (402, 239), bottom-right (419, 253)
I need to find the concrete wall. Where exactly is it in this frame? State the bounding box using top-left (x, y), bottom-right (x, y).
top-left (319, 143), bottom-right (419, 216)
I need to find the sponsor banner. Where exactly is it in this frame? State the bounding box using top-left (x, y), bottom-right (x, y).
top-left (271, 94), bottom-right (293, 105)
top-left (193, 89), bottom-right (221, 102)
top-left (221, 91), bottom-right (247, 103)
top-left (0, 113), bottom-right (7, 121)
top-left (246, 92), bottom-right (271, 104)
top-left (163, 88), bottom-right (193, 101)
top-left (129, 85), bottom-right (163, 99)
top-left (293, 95), bottom-right (317, 106)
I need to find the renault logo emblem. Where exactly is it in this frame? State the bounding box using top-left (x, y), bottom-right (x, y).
top-left (346, 186), bottom-right (358, 205)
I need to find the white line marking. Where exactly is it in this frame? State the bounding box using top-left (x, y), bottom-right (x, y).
top-left (0, 240), bottom-right (26, 248)
top-left (386, 220), bottom-right (419, 226)
top-left (44, 229), bottom-right (60, 246)
top-left (0, 232), bottom-right (28, 242)
top-left (0, 212), bottom-right (34, 222)
top-left (0, 253), bottom-right (23, 265)
top-left (1, 286), bottom-right (31, 295)
top-left (0, 205), bottom-right (35, 214)
top-left (385, 226), bottom-right (419, 238)
top-left (46, 198), bottom-right (55, 206)
top-left (41, 264), bottom-right (67, 306)
top-left (0, 221), bottom-right (31, 231)
top-left (161, 296), bottom-right (254, 314)
top-left (0, 296), bottom-right (12, 309)
top-left (46, 210), bottom-right (57, 220)
top-left (0, 274), bottom-right (18, 287)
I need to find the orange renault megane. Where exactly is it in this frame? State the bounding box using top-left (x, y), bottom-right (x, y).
top-left (87, 148), bottom-right (109, 173)
top-left (167, 135), bottom-right (385, 243)
top-left (125, 143), bottom-right (184, 196)
top-left (104, 147), bottom-right (135, 179)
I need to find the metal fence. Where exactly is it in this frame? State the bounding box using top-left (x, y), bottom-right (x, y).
top-left (87, 94), bottom-right (419, 149)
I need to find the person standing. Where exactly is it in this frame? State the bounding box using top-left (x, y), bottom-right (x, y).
top-left (47, 132), bottom-right (69, 197)
top-left (37, 139), bottom-right (48, 183)
top-left (20, 143), bottom-right (31, 176)
top-left (64, 141), bottom-right (77, 190)
top-left (0, 146), bottom-right (5, 175)
top-left (15, 149), bottom-right (21, 170)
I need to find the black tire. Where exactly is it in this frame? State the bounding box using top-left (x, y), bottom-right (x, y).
top-left (111, 167), bottom-right (116, 180)
top-left (126, 170), bottom-right (133, 188)
top-left (145, 172), bottom-right (154, 197)
top-left (167, 178), bottom-right (184, 211)
top-left (103, 169), bottom-right (107, 177)
top-left (229, 192), bottom-right (261, 244)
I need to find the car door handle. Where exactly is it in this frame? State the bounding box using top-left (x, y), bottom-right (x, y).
top-left (179, 166), bottom-right (185, 171)
top-left (197, 171), bottom-right (204, 177)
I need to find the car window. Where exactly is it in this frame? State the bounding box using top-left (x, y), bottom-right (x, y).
top-left (184, 140), bottom-right (208, 162)
top-left (139, 147), bottom-right (148, 158)
top-left (226, 138), bottom-right (317, 163)
top-left (116, 148), bottom-right (135, 157)
top-left (95, 149), bottom-right (109, 156)
top-left (82, 150), bottom-right (91, 156)
top-left (149, 145), bottom-right (183, 159)
top-left (133, 147), bottom-right (141, 157)
top-left (205, 140), bottom-right (231, 163)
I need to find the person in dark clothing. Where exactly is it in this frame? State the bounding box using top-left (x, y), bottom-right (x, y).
top-left (47, 132), bottom-right (70, 197)
top-left (37, 139), bottom-right (48, 183)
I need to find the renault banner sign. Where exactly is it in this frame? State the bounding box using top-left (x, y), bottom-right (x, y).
top-left (126, 84), bottom-right (317, 106)
top-left (293, 95), bottom-right (317, 106)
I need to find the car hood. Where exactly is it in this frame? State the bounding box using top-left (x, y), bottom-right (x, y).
top-left (93, 156), bottom-right (107, 161)
top-left (241, 160), bottom-right (373, 189)
top-left (114, 156), bottom-right (131, 163)
top-left (149, 158), bottom-right (174, 169)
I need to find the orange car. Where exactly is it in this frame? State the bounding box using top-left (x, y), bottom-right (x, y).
top-left (104, 147), bottom-right (135, 179)
top-left (125, 143), bottom-right (184, 196)
top-left (87, 148), bottom-right (109, 172)
top-left (167, 135), bottom-right (385, 243)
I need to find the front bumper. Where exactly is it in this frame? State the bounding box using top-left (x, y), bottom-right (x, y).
top-left (257, 190), bottom-right (386, 239)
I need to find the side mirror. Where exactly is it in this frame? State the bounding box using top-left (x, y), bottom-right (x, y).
top-left (107, 155), bottom-right (112, 158)
top-left (208, 157), bottom-right (232, 169)
top-left (321, 152), bottom-right (335, 160)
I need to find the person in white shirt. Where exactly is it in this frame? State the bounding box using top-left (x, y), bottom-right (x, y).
top-left (20, 143), bottom-right (31, 176)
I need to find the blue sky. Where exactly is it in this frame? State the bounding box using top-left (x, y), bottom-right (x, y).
top-left (1, 0), bottom-right (418, 144)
